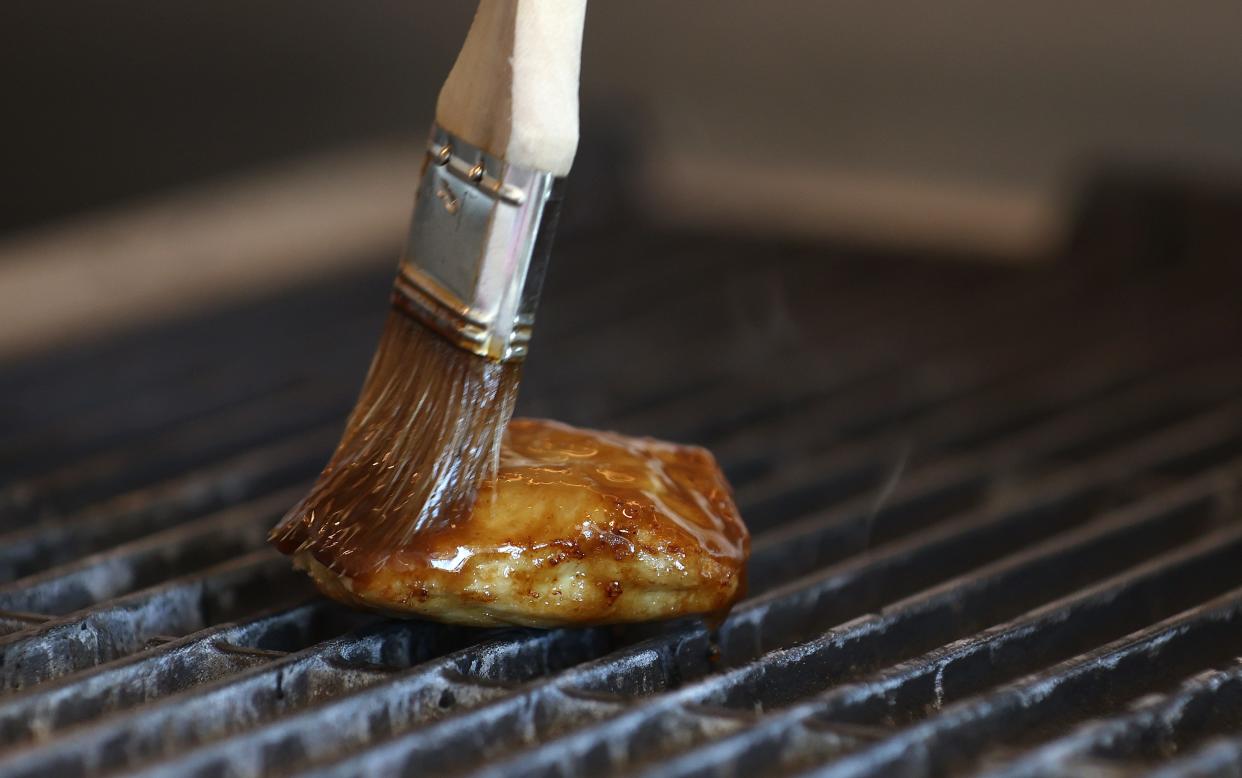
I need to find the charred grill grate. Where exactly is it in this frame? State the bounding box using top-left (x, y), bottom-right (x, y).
top-left (4, 224), bottom-right (1242, 778)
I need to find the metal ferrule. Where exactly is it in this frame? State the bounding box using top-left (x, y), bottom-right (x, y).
top-left (395, 124), bottom-right (565, 363)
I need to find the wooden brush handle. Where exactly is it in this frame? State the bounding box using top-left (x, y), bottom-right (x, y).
top-left (436, 0), bottom-right (586, 176)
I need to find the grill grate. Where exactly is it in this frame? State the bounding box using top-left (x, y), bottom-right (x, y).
top-left (3, 224), bottom-right (1242, 778)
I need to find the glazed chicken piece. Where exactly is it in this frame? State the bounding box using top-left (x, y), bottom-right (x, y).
top-left (273, 418), bottom-right (749, 627)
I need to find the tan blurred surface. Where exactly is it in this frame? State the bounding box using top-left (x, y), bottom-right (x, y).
top-left (0, 144), bottom-right (417, 361)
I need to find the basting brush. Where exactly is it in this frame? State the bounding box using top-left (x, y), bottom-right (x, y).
top-left (270, 0), bottom-right (587, 573)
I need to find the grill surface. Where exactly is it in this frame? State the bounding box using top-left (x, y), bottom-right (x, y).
top-left (4, 216), bottom-right (1242, 777)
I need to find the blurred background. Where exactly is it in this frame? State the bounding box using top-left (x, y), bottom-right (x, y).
top-left (11, 7), bottom-right (1242, 773)
top-left (4, 0), bottom-right (1242, 359)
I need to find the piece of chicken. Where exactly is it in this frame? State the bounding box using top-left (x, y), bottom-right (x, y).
top-left (275, 418), bottom-right (749, 627)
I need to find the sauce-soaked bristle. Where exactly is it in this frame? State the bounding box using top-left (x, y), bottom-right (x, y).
top-left (269, 308), bottom-right (521, 576)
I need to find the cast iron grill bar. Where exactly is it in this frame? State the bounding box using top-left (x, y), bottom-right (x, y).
top-left (0, 231), bottom-right (696, 437)
top-left (712, 317), bottom-right (1236, 492)
top-left (702, 305), bottom-right (1235, 499)
top-left (0, 239), bottom-right (716, 486)
top-left (0, 387), bottom-right (1202, 770)
top-left (4, 221), bottom-right (1242, 778)
top-left (7, 254), bottom-right (1222, 544)
top-left (0, 338), bottom-right (1237, 770)
top-left (2, 290), bottom-right (1222, 586)
top-left (7, 293), bottom-right (1222, 608)
top-left (343, 493), bottom-right (1239, 778)
top-left (0, 624), bottom-right (616, 778)
top-left (0, 242), bottom-right (725, 499)
top-left (0, 311), bottom-right (379, 481)
top-left (0, 487), bottom-right (308, 617)
top-left (0, 600), bottom-right (372, 746)
top-left (0, 239), bottom-right (745, 473)
top-left (2, 306), bottom-right (1192, 599)
top-left (661, 601), bottom-right (1242, 778)
top-left (3, 221), bottom-right (1227, 453)
top-left (776, 582), bottom-right (1242, 778)
top-left (733, 357), bottom-right (1242, 535)
top-left (0, 236), bottom-right (1222, 531)
top-left (625, 248), bottom-right (1238, 447)
top-left (0, 551), bottom-right (312, 691)
top-left (0, 270), bottom-right (390, 439)
top-left (0, 427), bottom-right (338, 582)
top-left (0, 236), bottom-right (1217, 569)
top-left (310, 433), bottom-right (1242, 778)
top-left (0, 379), bottom-right (358, 526)
top-left (0, 226), bottom-right (1162, 484)
top-left (977, 664), bottom-right (1242, 777)
top-left (670, 263), bottom-right (1242, 529)
top-left (629, 484), bottom-right (1242, 777)
top-left (1145, 737), bottom-right (1242, 778)
top-left (0, 295), bottom-right (1212, 695)
top-left (598, 259), bottom-right (1176, 446)
top-left (82, 400), bottom-right (1242, 778)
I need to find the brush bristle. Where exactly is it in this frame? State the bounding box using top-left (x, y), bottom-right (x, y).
top-left (269, 308), bottom-right (521, 575)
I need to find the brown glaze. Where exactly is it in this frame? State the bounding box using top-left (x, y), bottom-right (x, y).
top-left (268, 310), bottom-right (523, 572)
top-left (274, 418), bottom-right (749, 627)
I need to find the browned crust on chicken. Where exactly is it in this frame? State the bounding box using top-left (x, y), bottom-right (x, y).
top-left (280, 419), bottom-right (749, 627)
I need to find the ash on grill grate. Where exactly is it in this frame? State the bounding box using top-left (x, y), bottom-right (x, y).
top-left (3, 222), bottom-right (1242, 778)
